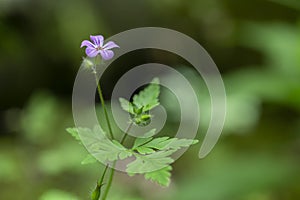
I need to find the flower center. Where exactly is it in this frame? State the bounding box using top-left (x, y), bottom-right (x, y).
top-left (96, 46), bottom-right (103, 51)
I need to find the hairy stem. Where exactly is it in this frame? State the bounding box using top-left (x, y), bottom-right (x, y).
top-left (93, 72), bottom-right (114, 140)
top-left (101, 123), bottom-right (134, 200)
top-left (91, 165), bottom-right (109, 200)
top-left (91, 58), bottom-right (115, 200)
top-left (98, 165), bottom-right (109, 187)
top-left (92, 57), bottom-right (134, 200)
top-left (101, 163), bottom-right (115, 200)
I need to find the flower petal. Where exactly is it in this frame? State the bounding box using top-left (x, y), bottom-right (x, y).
top-left (103, 41), bottom-right (119, 50)
top-left (90, 35), bottom-right (104, 47)
top-left (86, 47), bottom-right (100, 57)
top-left (80, 40), bottom-right (95, 48)
top-left (99, 49), bottom-right (114, 60)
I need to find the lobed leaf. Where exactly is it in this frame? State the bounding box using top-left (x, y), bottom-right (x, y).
top-left (160, 138), bottom-right (199, 150)
top-left (126, 150), bottom-right (175, 174)
top-left (144, 166), bottom-right (172, 187)
top-left (91, 138), bottom-right (132, 162)
top-left (132, 136), bottom-right (198, 152)
top-left (135, 146), bottom-right (156, 155)
top-left (81, 154), bottom-right (97, 165)
top-left (66, 127), bottom-right (81, 141)
top-left (132, 78), bottom-right (160, 112)
top-left (67, 126), bottom-right (132, 163)
top-left (132, 137), bottom-right (153, 149)
top-left (119, 98), bottom-right (135, 114)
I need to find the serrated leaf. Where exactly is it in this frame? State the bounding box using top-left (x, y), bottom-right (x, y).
top-left (119, 151), bottom-right (133, 160)
top-left (66, 127), bottom-right (81, 141)
top-left (126, 150), bottom-right (175, 174)
top-left (132, 137), bottom-right (153, 149)
top-left (74, 126), bottom-right (105, 148)
top-left (135, 146), bottom-right (156, 154)
top-left (144, 166), bottom-right (172, 187)
top-left (161, 138), bottom-right (199, 150)
top-left (112, 140), bottom-right (126, 148)
top-left (68, 126), bottom-right (132, 163)
top-left (144, 137), bottom-right (173, 150)
top-left (81, 154), bottom-right (97, 165)
top-left (119, 98), bottom-right (134, 114)
top-left (141, 137), bottom-right (198, 151)
top-left (132, 136), bottom-right (198, 155)
top-left (92, 141), bottom-right (132, 162)
top-left (132, 78), bottom-right (160, 111)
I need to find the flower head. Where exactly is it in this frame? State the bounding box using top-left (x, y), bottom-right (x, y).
top-left (80, 35), bottom-right (119, 60)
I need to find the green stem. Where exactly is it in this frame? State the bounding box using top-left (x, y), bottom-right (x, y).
top-left (120, 122), bottom-right (133, 144)
top-left (92, 56), bottom-right (134, 200)
top-left (98, 165), bottom-right (109, 186)
top-left (101, 163), bottom-right (115, 200)
top-left (93, 72), bottom-right (114, 140)
top-left (91, 165), bottom-right (108, 200)
top-left (101, 123), bottom-right (134, 200)
top-left (91, 58), bottom-right (114, 199)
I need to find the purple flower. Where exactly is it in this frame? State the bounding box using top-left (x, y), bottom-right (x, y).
top-left (80, 35), bottom-right (119, 60)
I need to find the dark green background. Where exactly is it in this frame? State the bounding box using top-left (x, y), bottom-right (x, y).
top-left (1, 0), bottom-right (300, 199)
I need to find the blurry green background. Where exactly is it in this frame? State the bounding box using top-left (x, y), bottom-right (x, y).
top-left (1, 0), bottom-right (300, 199)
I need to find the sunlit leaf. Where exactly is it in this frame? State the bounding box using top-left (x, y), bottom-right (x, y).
top-left (66, 126), bottom-right (132, 163)
top-left (133, 78), bottom-right (160, 111)
top-left (144, 166), bottom-right (172, 187)
top-left (66, 127), bottom-right (81, 141)
top-left (81, 154), bottom-right (97, 165)
top-left (126, 150), bottom-right (175, 174)
top-left (119, 98), bottom-right (135, 114)
top-left (133, 136), bottom-right (198, 152)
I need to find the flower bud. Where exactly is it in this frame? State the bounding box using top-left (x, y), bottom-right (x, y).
top-left (91, 186), bottom-right (100, 200)
top-left (81, 57), bottom-right (95, 70)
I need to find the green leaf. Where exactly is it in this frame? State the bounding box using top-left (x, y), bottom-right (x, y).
top-left (139, 137), bottom-right (198, 151)
top-left (68, 126), bottom-right (132, 163)
top-left (119, 98), bottom-right (134, 114)
top-left (143, 129), bottom-right (156, 137)
top-left (144, 137), bottom-right (173, 150)
top-left (126, 150), bottom-right (175, 174)
top-left (135, 146), bottom-right (156, 155)
top-left (81, 154), bottom-right (97, 165)
top-left (128, 130), bottom-right (157, 148)
top-left (160, 138), bottom-right (199, 150)
top-left (119, 151), bottom-right (132, 160)
top-left (144, 166), bottom-right (172, 187)
top-left (132, 137), bottom-right (153, 149)
top-left (91, 140), bottom-right (132, 163)
top-left (132, 78), bottom-right (160, 111)
top-left (118, 78), bottom-right (160, 127)
top-left (132, 135), bottom-right (198, 155)
top-left (66, 127), bottom-right (81, 141)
